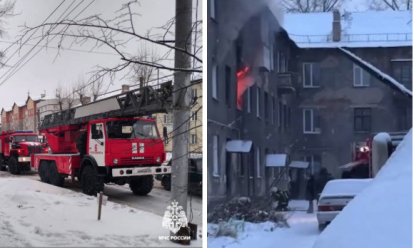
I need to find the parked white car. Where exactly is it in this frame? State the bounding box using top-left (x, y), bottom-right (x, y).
top-left (317, 179), bottom-right (372, 231)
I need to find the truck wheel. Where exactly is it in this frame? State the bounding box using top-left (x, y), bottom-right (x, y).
top-left (81, 165), bottom-right (104, 196)
top-left (8, 157), bottom-right (20, 175)
top-left (49, 161), bottom-right (64, 187)
top-left (130, 176), bottom-right (154, 196)
top-left (39, 161), bottom-right (51, 183)
top-left (162, 176), bottom-right (171, 191)
top-left (0, 156), bottom-right (6, 171)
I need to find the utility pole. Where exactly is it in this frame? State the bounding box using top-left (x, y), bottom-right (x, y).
top-left (171, 0), bottom-right (192, 237)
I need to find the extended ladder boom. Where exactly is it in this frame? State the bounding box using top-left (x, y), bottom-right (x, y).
top-left (40, 82), bottom-right (173, 130)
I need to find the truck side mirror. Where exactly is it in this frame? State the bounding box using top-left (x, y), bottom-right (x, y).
top-left (163, 126), bottom-right (167, 139)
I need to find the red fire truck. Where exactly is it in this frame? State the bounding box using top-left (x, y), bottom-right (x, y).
top-left (0, 130), bottom-right (48, 174)
top-left (30, 83), bottom-right (172, 196)
top-left (341, 132), bottom-right (407, 178)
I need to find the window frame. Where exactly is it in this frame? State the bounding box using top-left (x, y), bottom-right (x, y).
top-left (353, 65), bottom-right (370, 87)
top-left (191, 134), bottom-right (198, 144)
top-left (212, 65), bottom-right (218, 100)
top-left (256, 147), bottom-right (261, 178)
top-left (354, 108), bottom-right (371, 133)
top-left (303, 63), bottom-right (320, 88)
top-left (212, 135), bottom-right (219, 177)
top-left (210, 0), bottom-right (216, 19)
top-left (256, 86), bottom-right (261, 118)
top-left (303, 109), bottom-right (321, 134)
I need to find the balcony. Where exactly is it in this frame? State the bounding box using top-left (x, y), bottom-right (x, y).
top-left (277, 72), bottom-right (296, 94)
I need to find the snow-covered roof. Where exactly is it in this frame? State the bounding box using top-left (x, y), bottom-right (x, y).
top-left (283, 10), bottom-right (412, 48)
top-left (15, 102), bottom-right (26, 108)
top-left (339, 47), bottom-right (412, 97)
top-left (1, 107), bottom-right (12, 113)
top-left (29, 95), bottom-right (55, 102)
top-left (265, 154), bottom-right (287, 167)
top-left (313, 129), bottom-right (412, 248)
top-left (226, 140), bottom-right (253, 153)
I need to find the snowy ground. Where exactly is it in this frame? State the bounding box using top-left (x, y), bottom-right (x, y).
top-left (0, 170), bottom-right (202, 225)
top-left (0, 173), bottom-right (202, 247)
top-left (207, 200), bottom-right (319, 248)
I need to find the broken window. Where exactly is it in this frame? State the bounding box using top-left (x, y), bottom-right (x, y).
top-left (303, 63), bottom-right (320, 87)
top-left (353, 65), bottom-right (370, 87)
top-left (303, 109), bottom-right (321, 134)
top-left (354, 108), bottom-right (371, 132)
top-left (247, 87), bottom-right (251, 113)
top-left (225, 66), bottom-right (231, 108)
top-left (264, 92), bottom-right (269, 120)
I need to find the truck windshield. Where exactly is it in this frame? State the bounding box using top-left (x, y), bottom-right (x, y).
top-left (14, 135), bottom-right (38, 142)
top-left (106, 120), bottom-right (160, 139)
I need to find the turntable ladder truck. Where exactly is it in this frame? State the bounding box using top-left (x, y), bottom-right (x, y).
top-left (31, 82), bottom-right (173, 196)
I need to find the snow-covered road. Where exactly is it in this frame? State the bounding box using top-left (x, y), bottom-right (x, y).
top-left (0, 170), bottom-right (203, 225)
top-left (0, 177), bottom-right (202, 247)
top-left (207, 201), bottom-right (319, 248)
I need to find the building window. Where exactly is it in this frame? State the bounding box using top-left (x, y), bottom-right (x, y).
top-left (247, 87), bottom-right (251, 113)
top-left (210, 0), bottom-right (216, 19)
top-left (271, 95), bottom-right (275, 124)
top-left (164, 136), bottom-right (168, 145)
top-left (304, 155), bottom-right (322, 175)
top-left (191, 111), bottom-right (197, 121)
top-left (354, 108), bottom-right (371, 132)
top-left (264, 92), bottom-right (269, 120)
top-left (256, 147), bottom-right (261, 178)
top-left (191, 88), bottom-right (197, 99)
top-left (278, 102), bottom-right (282, 128)
top-left (277, 51), bottom-right (288, 72)
top-left (212, 65), bottom-right (218, 100)
top-left (283, 104), bottom-right (288, 128)
top-left (303, 63), bottom-right (320, 87)
top-left (213, 135), bottom-right (219, 176)
top-left (303, 109), bottom-right (321, 134)
top-left (353, 65), bottom-right (370, 87)
top-left (191, 134), bottom-right (198, 144)
top-left (256, 86), bottom-right (261, 118)
top-left (393, 63), bottom-right (412, 90)
top-left (398, 107), bottom-right (411, 131)
top-left (225, 66), bottom-right (231, 108)
top-left (164, 114), bottom-right (168, 124)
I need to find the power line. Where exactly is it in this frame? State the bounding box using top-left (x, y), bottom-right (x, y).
top-left (1, 0), bottom-right (67, 66)
top-left (0, 40), bottom-right (119, 56)
top-left (0, 0), bottom-right (78, 85)
top-left (0, 0), bottom-right (95, 87)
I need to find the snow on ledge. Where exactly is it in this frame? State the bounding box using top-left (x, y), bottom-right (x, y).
top-left (338, 47), bottom-right (412, 97)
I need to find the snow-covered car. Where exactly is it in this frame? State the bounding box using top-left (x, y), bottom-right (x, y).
top-left (317, 179), bottom-right (372, 231)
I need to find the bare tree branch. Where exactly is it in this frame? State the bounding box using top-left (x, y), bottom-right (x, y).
top-left (283, 0), bottom-right (344, 12)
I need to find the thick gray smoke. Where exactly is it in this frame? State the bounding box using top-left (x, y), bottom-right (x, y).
top-left (215, 0), bottom-right (285, 64)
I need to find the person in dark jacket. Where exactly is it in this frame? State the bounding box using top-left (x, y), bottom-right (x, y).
top-left (306, 175), bottom-right (315, 213)
top-left (315, 168), bottom-right (334, 197)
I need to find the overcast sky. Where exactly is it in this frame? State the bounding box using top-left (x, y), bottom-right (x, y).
top-left (0, 0), bottom-right (202, 111)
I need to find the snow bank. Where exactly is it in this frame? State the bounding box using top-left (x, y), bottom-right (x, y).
top-left (339, 47), bottom-right (412, 97)
top-left (313, 130), bottom-right (412, 248)
top-left (320, 179), bottom-right (372, 198)
top-left (208, 201), bottom-right (319, 248)
top-left (0, 178), bottom-right (202, 247)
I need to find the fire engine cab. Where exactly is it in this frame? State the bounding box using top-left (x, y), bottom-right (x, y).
top-left (30, 83), bottom-right (172, 196)
top-left (0, 130), bottom-right (48, 174)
